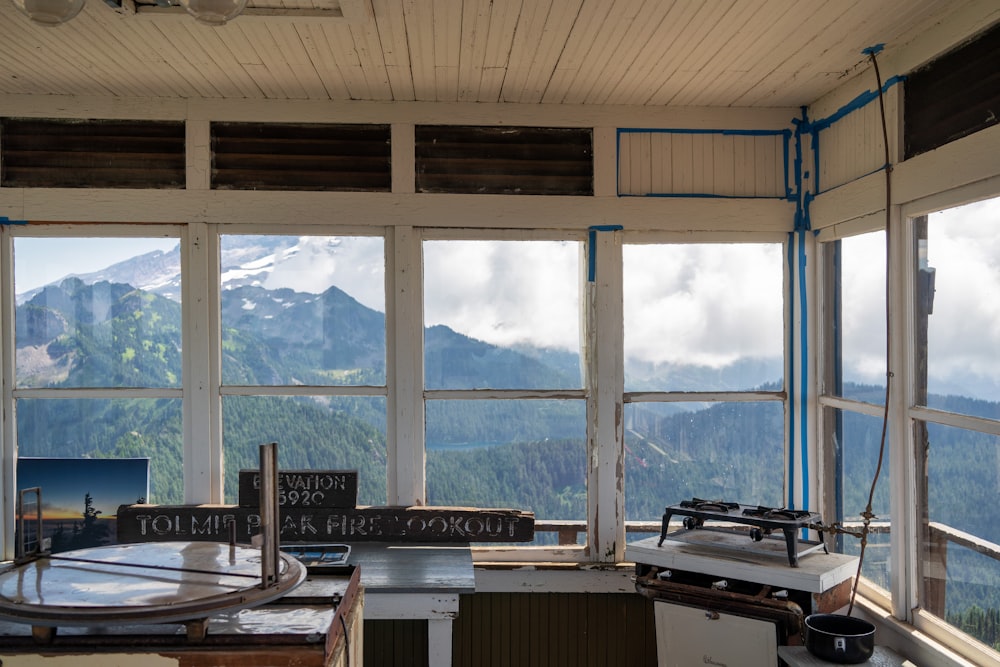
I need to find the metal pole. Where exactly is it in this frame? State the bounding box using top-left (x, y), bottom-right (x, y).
top-left (259, 442), bottom-right (280, 588)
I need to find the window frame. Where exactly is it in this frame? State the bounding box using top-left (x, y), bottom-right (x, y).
top-left (0, 222), bottom-right (792, 566)
top-left (622, 230), bottom-right (790, 524)
top-left (818, 176), bottom-right (1000, 667)
top-left (1, 224), bottom-right (185, 552)
top-left (419, 227), bottom-right (593, 561)
top-left (901, 184), bottom-right (1000, 663)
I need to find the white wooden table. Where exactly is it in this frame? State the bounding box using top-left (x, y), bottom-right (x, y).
top-left (626, 534), bottom-right (858, 594)
top-left (346, 543), bottom-right (475, 666)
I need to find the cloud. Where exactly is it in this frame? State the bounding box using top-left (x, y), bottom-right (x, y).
top-left (264, 236), bottom-right (385, 312)
top-left (423, 240), bottom-right (581, 350)
top-left (623, 243), bottom-right (784, 367)
top-left (925, 198), bottom-right (1000, 397)
top-left (840, 231), bottom-right (888, 385)
top-left (839, 197), bottom-right (1000, 401)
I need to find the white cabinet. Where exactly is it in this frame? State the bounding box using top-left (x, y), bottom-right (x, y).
top-left (654, 600), bottom-right (778, 667)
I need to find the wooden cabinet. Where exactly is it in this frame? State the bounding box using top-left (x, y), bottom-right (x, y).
top-left (654, 601), bottom-right (778, 667)
top-left (0, 568), bottom-right (363, 667)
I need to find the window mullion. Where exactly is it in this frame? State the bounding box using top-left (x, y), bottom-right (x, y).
top-left (587, 228), bottom-right (623, 562)
top-left (0, 226), bottom-right (13, 559)
top-left (182, 222), bottom-right (222, 503)
top-left (892, 208), bottom-right (918, 621)
top-left (388, 225), bottom-right (424, 505)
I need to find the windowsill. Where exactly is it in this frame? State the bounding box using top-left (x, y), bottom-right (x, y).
top-left (853, 596), bottom-right (995, 667)
top-left (472, 560), bottom-right (637, 594)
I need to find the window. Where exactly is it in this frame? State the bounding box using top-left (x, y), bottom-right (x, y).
top-left (835, 232), bottom-right (888, 403)
top-left (622, 242), bottom-right (786, 521)
top-left (913, 197), bottom-right (1000, 651)
top-left (218, 234), bottom-right (388, 504)
top-left (2, 224), bottom-right (792, 561)
top-left (820, 230), bottom-right (892, 589)
top-left (12, 232), bottom-right (184, 517)
top-left (422, 238), bottom-right (586, 546)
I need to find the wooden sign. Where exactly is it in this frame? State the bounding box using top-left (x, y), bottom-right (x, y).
top-left (117, 505), bottom-right (535, 544)
top-left (238, 469), bottom-right (358, 508)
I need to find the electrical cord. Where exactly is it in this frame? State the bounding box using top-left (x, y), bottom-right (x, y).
top-left (847, 44), bottom-right (894, 616)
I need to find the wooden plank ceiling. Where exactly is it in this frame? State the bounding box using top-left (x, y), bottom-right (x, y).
top-left (0, 0), bottom-right (979, 108)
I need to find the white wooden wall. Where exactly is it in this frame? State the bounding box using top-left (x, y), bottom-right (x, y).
top-left (617, 129), bottom-right (789, 198)
top-left (812, 87), bottom-right (901, 195)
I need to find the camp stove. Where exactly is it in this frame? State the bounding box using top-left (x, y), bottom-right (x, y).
top-left (657, 498), bottom-right (827, 567)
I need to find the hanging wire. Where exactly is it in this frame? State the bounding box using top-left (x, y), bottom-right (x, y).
top-left (846, 45), bottom-right (894, 616)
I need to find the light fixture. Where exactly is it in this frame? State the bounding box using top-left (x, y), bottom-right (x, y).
top-left (10, 0), bottom-right (86, 26)
top-left (179, 0), bottom-right (246, 25)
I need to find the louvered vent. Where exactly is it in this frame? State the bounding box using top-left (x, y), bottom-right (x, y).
top-left (212, 123), bottom-right (391, 191)
top-left (905, 21), bottom-right (1000, 159)
top-left (415, 126), bottom-right (593, 195)
top-left (1, 118), bottom-right (185, 189)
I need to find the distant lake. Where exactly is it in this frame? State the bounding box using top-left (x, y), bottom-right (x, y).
top-left (427, 441), bottom-right (510, 452)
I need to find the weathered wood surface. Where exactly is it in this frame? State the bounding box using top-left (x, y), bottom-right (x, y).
top-left (238, 469), bottom-right (358, 508)
top-left (117, 505), bottom-right (534, 543)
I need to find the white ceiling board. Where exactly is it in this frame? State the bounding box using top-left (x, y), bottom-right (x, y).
top-left (0, 0), bottom-right (993, 112)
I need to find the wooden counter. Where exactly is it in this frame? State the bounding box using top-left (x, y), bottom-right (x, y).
top-left (0, 565), bottom-right (363, 667)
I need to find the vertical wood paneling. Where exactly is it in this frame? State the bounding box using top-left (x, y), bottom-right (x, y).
top-left (477, 0), bottom-right (523, 102)
top-left (456, 0), bottom-right (493, 101)
top-left (453, 593), bottom-right (656, 667)
top-left (0, 0), bottom-right (976, 108)
top-left (543, 0), bottom-right (610, 104)
top-left (373, 0), bottom-right (416, 100)
top-left (618, 130), bottom-right (788, 198)
top-left (816, 101), bottom-right (886, 193)
top-left (365, 619), bottom-right (428, 667)
top-left (714, 134), bottom-right (734, 196)
top-left (499, 0), bottom-right (553, 103)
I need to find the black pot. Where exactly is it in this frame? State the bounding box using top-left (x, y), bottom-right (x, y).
top-left (804, 613), bottom-right (876, 664)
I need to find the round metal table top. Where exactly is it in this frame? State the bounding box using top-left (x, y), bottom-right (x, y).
top-left (0, 541), bottom-right (306, 627)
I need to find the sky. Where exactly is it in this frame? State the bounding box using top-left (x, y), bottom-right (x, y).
top-left (841, 197), bottom-right (1000, 401)
top-left (15, 237), bottom-right (179, 294)
top-left (10, 195), bottom-right (1000, 402)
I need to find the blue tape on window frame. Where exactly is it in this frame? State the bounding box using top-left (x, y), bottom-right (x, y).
top-left (792, 108), bottom-right (810, 231)
top-left (806, 75), bottom-right (905, 134)
top-left (797, 229), bottom-right (809, 513)
top-left (785, 230), bottom-right (811, 513)
top-left (0, 216), bottom-right (28, 225)
top-left (786, 232), bottom-right (797, 507)
top-left (587, 225), bottom-right (623, 282)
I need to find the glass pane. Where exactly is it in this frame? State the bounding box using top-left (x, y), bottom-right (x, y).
top-left (220, 235), bottom-right (386, 386)
top-left (920, 422), bottom-right (1000, 648)
top-left (222, 395), bottom-right (387, 505)
top-left (423, 240), bottom-right (582, 390)
top-left (623, 243), bottom-right (783, 392)
top-left (426, 399), bottom-right (586, 546)
top-left (923, 198), bottom-right (1000, 418)
top-left (838, 232), bottom-right (888, 403)
top-left (16, 398), bottom-right (183, 505)
top-left (14, 237), bottom-right (182, 388)
top-left (624, 401), bottom-right (784, 521)
top-left (832, 409), bottom-right (891, 592)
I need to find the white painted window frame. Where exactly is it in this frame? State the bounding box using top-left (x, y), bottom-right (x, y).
top-left (816, 168), bottom-right (1000, 667)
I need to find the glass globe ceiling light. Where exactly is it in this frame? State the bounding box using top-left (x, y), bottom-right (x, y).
top-left (180, 0), bottom-right (247, 26)
top-left (10, 0), bottom-right (86, 26)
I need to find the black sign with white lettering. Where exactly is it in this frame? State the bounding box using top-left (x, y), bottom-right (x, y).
top-left (116, 505), bottom-right (535, 543)
top-left (238, 469), bottom-right (358, 508)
